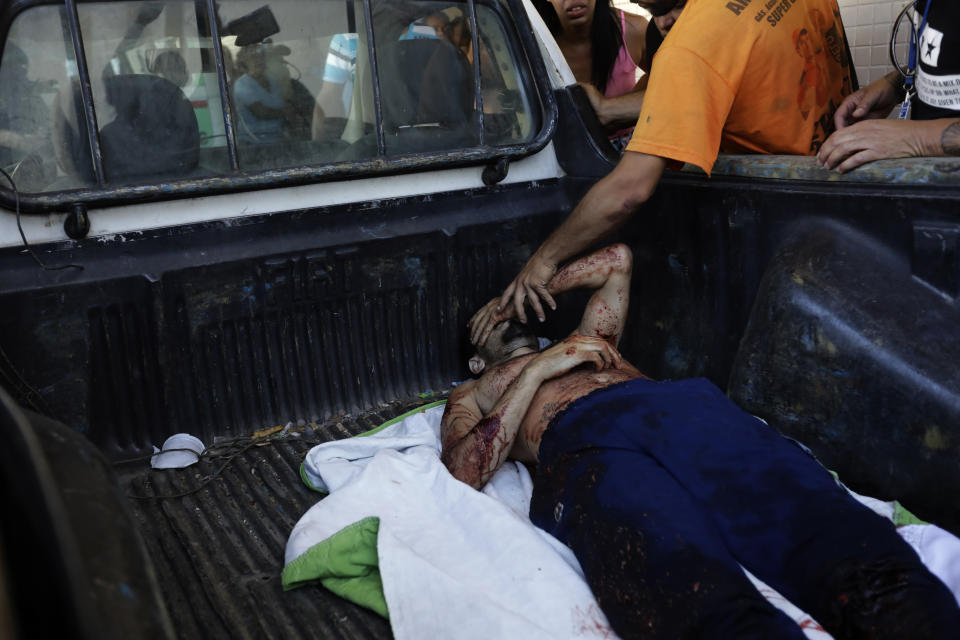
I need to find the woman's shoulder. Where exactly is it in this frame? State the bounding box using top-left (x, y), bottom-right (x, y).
top-left (620, 8), bottom-right (649, 32)
top-left (619, 10), bottom-right (650, 69)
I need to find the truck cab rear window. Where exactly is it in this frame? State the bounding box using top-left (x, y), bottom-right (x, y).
top-left (0, 0), bottom-right (538, 195)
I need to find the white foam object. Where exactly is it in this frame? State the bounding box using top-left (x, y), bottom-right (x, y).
top-left (150, 433), bottom-right (205, 469)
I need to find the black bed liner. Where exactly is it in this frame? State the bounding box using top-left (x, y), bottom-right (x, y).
top-left (118, 394), bottom-right (442, 640)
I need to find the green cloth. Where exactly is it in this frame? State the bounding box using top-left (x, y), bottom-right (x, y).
top-left (893, 502), bottom-right (928, 527)
top-left (282, 400), bottom-right (448, 618)
top-left (281, 516), bottom-right (387, 617)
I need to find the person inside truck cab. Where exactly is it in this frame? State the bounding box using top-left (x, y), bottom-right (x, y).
top-left (234, 42), bottom-right (307, 145)
top-left (818, 0), bottom-right (960, 172)
top-left (311, 6), bottom-right (516, 145)
top-left (445, 243), bottom-right (960, 639)
top-left (0, 43), bottom-right (55, 191)
top-left (532, 0), bottom-right (669, 149)
top-left (483, 0), bottom-right (854, 326)
top-left (311, 12), bottom-right (452, 142)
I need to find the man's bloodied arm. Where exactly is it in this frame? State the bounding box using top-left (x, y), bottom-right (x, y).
top-left (441, 336), bottom-right (622, 489)
top-left (440, 371), bottom-right (544, 490)
top-left (548, 243), bottom-right (632, 346)
top-left (499, 151), bottom-right (666, 323)
top-left (471, 244), bottom-right (633, 348)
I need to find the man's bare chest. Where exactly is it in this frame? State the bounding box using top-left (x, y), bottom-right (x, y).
top-left (476, 354), bottom-right (641, 458)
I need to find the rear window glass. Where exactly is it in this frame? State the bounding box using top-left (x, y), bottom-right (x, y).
top-left (0, 0), bottom-right (538, 195)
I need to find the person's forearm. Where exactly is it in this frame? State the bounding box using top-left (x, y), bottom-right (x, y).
top-left (535, 158), bottom-right (655, 269)
top-left (903, 118), bottom-right (960, 157)
top-left (248, 101), bottom-right (286, 120)
top-left (495, 153), bottom-right (662, 324)
top-left (546, 244), bottom-right (631, 297)
top-left (937, 119), bottom-right (960, 156)
top-left (596, 90), bottom-right (645, 129)
top-left (0, 130), bottom-right (32, 152)
top-left (880, 71), bottom-right (905, 107)
top-left (441, 367), bottom-right (543, 489)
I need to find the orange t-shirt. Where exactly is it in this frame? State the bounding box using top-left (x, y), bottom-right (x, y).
top-left (626, 0), bottom-right (854, 175)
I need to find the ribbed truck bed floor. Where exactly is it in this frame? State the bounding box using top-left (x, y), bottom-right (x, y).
top-left (116, 395), bottom-right (442, 639)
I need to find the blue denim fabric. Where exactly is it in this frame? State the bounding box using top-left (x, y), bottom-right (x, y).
top-left (530, 378), bottom-right (959, 639)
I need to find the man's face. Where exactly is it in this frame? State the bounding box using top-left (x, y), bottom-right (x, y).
top-left (632, 0), bottom-right (681, 19)
top-left (442, 15), bottom-right (472, 48)
top-left (652, 1), bottom-right (685, 36)
top-left (424, 12), bottom-right (449, 37)
top-left (240, 48), bottom-right (267, 78)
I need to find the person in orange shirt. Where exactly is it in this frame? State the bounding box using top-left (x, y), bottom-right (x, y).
top-left (472, 0), bottom-right (854, 331)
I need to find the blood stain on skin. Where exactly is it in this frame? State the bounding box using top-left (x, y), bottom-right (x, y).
top-left (550, 245), bottom-right (623, 290)
top-left (477, 415), bottom-right (501, 442)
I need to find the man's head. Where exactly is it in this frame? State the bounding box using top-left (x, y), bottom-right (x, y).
top-left (148, 50), bottom-right (189, 88)
top-left (468, 319), bottom-right (539, 375)
top-left (424, 12), bottom-right (450, 37)
top-left (630, 0), bottom-right (676, 16)
top-left (237, 45), bottom-right (267, 78)
top-left (631, 0), bottom-right (685, 36)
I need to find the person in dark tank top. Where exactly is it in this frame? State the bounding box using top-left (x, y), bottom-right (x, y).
top-left (819, 0), bottom-right (960, 171)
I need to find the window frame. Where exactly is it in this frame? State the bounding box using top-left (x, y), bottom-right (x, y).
top-left (0, 0), bottom-right (558, 214)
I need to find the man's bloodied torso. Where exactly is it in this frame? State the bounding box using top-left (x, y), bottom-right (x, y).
top-left (474, 350), bottom-right (645, 463)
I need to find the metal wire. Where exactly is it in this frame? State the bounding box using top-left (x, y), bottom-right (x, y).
top-left (889, 2), bottom-right (917, 79)
top-left (125, 427), bottom-right (300, 500)
top-left (0, 166), bottom-right (83, 271)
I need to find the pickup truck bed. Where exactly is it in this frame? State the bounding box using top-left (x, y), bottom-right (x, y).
top-left (2, 58), bottom-right (960, 639)
top-left (117, 395), bottom-right (443, 640)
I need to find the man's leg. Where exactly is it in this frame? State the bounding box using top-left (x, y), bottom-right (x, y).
top-left (531, 444), bottom-right (806, 640)
top-left (580, 378), bottom-right (960, 639)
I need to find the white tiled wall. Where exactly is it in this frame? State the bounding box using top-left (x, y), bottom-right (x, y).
top-left (613, 1), bottom-right (647, 17)
top-left (838, 0), bottom-right (910, 85)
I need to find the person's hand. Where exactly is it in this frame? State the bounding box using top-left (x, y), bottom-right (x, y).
top-left (0, 130), bottom-right (40, 152)
top-left (818, 119), bottom-right (922, 173)
top-left (529, 335), bottom-right (623, 381)
top-left (833, 75), bottom-right (900, 129)
top-left (282, 100), bottom-right (301, 121)
top-left (578, 82), bottom-right (608, 126)
top-left (468, 297), bottom-right (517, 347)
top-left (499, 252), bottom-right (557, 325)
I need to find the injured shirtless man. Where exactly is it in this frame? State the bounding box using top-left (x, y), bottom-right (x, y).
top-left (441, 244), bottom-right (959, 640)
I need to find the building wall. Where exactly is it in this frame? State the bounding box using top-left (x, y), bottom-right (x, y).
top-left (838, 0), bottom-right (910, 86)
